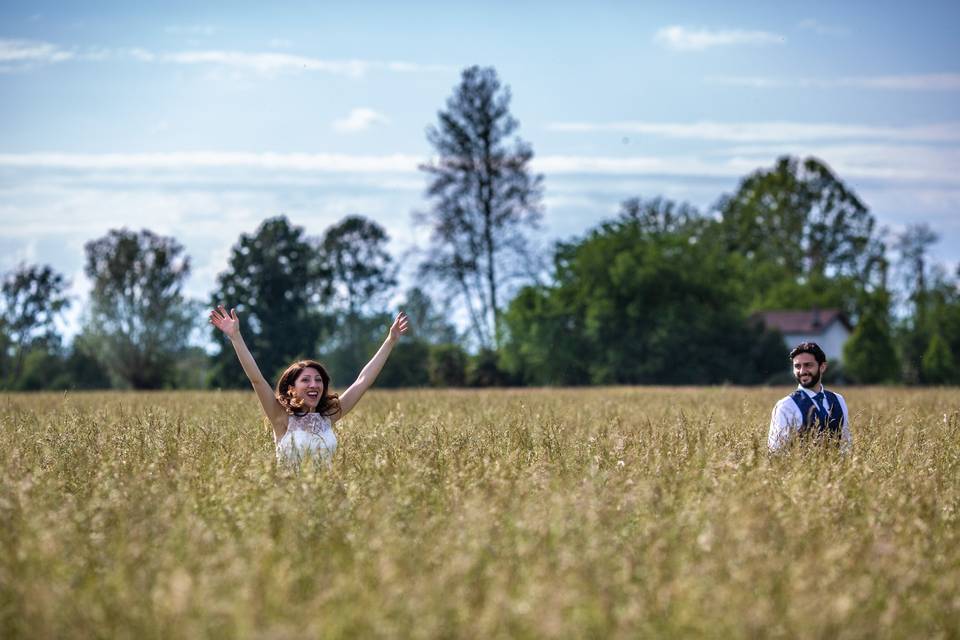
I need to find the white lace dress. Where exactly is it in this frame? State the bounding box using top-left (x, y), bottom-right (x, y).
top-left (276, 412), bottom-right (337, 464)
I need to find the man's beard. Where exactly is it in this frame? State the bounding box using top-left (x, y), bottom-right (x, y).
top-left (795, 369), bottom-right (821, 389)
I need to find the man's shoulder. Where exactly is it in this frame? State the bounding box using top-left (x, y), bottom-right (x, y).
top-left (774, 393), bottom-right (802, 410)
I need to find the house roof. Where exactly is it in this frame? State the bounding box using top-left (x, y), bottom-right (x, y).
top-left (752, 308), bottom-right (852, 335)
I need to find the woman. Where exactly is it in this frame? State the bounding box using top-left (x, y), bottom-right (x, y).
top-left (209, 304), bottom-right (409, 464)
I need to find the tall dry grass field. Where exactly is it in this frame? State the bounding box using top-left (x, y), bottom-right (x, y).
top-left (1, 387), bottom-right (958, 638)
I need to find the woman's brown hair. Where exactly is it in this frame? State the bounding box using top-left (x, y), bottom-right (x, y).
top-left (274, 359), bottom-right (340, 417)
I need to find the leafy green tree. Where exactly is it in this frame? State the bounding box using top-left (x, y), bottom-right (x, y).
top-left (419, 65), bottom-right (543, 349)
top-left (892, 224), bottom-right (940, 384)
top-left (320, 312), bottom-right (392, 385)
top-left (377, 339), bottom-right (431, 388)
top-left (174, 346), bottom-right (214, 389)
top-left (59, 334), bottom-right (112, 390)
top-left (501, 285), bottom-right (590, 386)
top-left (0, 329), bottom-right (9, 383)
top-left (0, 264), bottom-right (70, 387)
top-left (319, 215), bottom-right (397, 316)
top-left (928, 267), bottom-right (960, 383)
top-left (894, 224), bottom-right (939, 316)
top-left (716, 156), bottom-right (884, 313)
top-left (210, 216), bottom-right (330, 388)
top-left (10, 346), bottom-right (62, 391)
top-left (318, 216), bottom-right (397, 381)
top-left (921, 333), bottom-right (956, 384)
top-left (374, 287), bottom-right (459, 388)
top-left (843, 294), bottom-right (899, 384)
top-left (718, 156), bottom-right (878, 278)
top-left (428, 344), bottom-right (468, 387)
top-left (503, 198), bottom-right (784, 385)
top-left (83, 230), bottom-right (195, 389)
top-left (466, 349), bottom-right (512, 387)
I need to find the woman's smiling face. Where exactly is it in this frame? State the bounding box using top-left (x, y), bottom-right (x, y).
top-left (293, 367), bottom-right (325, 411)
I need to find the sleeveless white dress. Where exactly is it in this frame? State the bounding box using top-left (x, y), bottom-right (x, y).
top-left (276, 412), bottom-right (337, 464)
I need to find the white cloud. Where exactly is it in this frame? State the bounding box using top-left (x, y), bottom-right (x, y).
top-left (2, 147), bottom-right (957, 186)
top-left (333, 108), bottom-right (390, 133)
top-left (718, 143), bottom-right (960, 184)
top-left (147, 50), bottom-right (452, 78)
top-left (850, 74), bottom-right (960, 91)
top-left (654, 26), bottom-right (785, 51)
top-left (0, 151), bottom-right (422, 173)
top-left (536, 148), bottom-right (960, 185)
top-left (142, 49), bottom-right (451, 78)
top-left (0, 37), bottom-right (449, 78)
top-left (159, 50), bottom-right (372, 76)
top-left (0, 38), bottom-right (73, 70)
top-left (535, 155), bottom-right (745, 177)
top-left (546, 120), bottom-right (960, 143)
top-left (127, 48), bottom-right (157, 62)
top-left (710, 73), bottom-right (960, 91)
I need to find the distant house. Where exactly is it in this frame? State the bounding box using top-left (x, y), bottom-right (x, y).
top-left (753, 308), bottom-right (853, 363)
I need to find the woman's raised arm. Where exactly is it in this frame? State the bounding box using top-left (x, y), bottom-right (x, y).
top-left (335, 311), bottom-right (409, 422)
top-left (209, 305), bottom-right (287, 436)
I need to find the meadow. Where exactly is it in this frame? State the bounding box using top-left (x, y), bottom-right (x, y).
top-left (1, 387), bottom-right (958, 639)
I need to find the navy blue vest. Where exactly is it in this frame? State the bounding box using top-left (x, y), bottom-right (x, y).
top-left (790, 389), bottom-right (843, 437)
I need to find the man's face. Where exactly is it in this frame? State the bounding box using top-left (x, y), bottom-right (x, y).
top-left (793, 353), bottom-right (826, 389)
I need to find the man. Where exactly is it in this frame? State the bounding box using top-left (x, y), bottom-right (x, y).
top-left (768, 342), bottom-right (852, 453)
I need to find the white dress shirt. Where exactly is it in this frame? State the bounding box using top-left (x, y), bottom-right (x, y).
top-left (768, 385), bottom-right (852, 453)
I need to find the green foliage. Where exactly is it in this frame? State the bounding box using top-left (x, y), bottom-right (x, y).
top-left (717, 156), bottom-right (884, 313)
top-left (172, 347), bottom-right (214, 390)
top-left (83, 229), bottom-right (196, 389)
top-left (428, 344), bottom-right (467, 387)
top-left (932, 280), bottom-right (960, 379)
top-left (7, 344), bottom-right (61, 391)
top-left (466, 348), bottom-right (511, 387)
top-left (921, 333), bottom-right (956, 384)
top-left (319, 215), bottom-right (397, 316)
top-left (501, 285), bottom-right (590, 385)
top-left (419, 65), bottom-right (544, 349)
top-left (210, 216), bottom-right (330, 388)
top-left (844, 305), bottom-right (899, 384)
top-left (377, 339), bottom-right (431, 388)
top-left (318, 216), bottom-right (397, 387)
top-left (61, 336), bottom-right (112, 390)
top-left (0, 263), bottom-right (70, 387)
top-left (718, 156), bottom-right (880, 280)
top-left (504, 199), bottom-right (785, 385)
top-left (0, 327), bottom-right (10, 383)
top-left (320, 312), bottom-right (391, 385)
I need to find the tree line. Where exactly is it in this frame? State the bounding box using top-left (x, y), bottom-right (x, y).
top-left (2, 66), bottom-right (959, 390)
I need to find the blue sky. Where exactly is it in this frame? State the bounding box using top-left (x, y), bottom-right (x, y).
top-left (2, 0), bottom-right (958, 334)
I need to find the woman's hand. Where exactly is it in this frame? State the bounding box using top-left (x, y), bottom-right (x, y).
top-left (388, 311), bottom-right (409, 343)
top-left (209, 305), bottom-right (241, 340)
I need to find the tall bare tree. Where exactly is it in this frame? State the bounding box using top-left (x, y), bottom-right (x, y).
top-left (418, 65), bottom-right (543, 349)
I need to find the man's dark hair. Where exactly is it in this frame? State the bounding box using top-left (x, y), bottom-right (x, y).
top-left (789, 342), bottom-right (826, 364)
